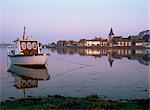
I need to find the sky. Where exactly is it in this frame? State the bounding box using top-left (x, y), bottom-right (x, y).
top-left (0, 0), bottom-right (149, 44)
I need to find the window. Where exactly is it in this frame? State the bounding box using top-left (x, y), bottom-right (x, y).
top-left (21, 42), bottom-right (26, 50)
top-left (32, 42), bottom-right (37, 50)
top-left (27, 42), bottom-right (32, 50)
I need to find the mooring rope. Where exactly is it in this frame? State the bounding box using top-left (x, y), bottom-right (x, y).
top-left (53, 64), bottom-right (91, 78)
top-left (45, 53), bottom-right (93, 79)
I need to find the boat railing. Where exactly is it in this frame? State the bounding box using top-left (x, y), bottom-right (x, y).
top-left (7, 46), bottom-right (15, 55)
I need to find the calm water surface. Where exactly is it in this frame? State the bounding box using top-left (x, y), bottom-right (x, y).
top-left (0, 47), bottom-right (149, 101)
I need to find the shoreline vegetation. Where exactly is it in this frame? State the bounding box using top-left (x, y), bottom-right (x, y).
top-left (1, 94), bottom-right (149, 110)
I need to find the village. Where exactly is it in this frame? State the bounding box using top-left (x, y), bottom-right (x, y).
top-left (46, 28), bottom-right (150, 48)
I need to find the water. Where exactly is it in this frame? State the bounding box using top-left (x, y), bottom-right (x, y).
top-left (0, 47), bottom-right (149, 101)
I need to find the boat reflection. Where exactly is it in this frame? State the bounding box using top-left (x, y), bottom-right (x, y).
top-left (50, 48), bottom-right (150, 66)
top-left (7, 64), bottom-right (50, 90)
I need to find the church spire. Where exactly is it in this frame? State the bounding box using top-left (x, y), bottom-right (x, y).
top-left (109, 27), bottom-right (114, 36)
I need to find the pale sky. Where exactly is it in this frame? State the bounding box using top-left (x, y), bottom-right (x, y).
top-left (1, 0), bottom-right (149, 43)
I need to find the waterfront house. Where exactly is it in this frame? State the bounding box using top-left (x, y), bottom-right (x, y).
top-left (111, 37), bottom-right (132, 47)
top-left (85, 39), bottom-right (108, 47)
top-left (57, 40), bottom-right (77, 47)
top-left (143, 41), bottom-right (150, 48)
top-left (135, 40), bottom-right (143, 47)
top-left (78, 39), bottom-right (87, 47)
top-left (78, 37), bottom-right (108, 47)
top-left (109, 28), bottom-right (131, 47)
top-left (139, 30), bottom-right (150, 48)
top-left (54, 28), bottom-right (147, 48)
top-left (67, 40), bottom-right (78, 47)
top-left (57, 40), bottom-right (68, 47)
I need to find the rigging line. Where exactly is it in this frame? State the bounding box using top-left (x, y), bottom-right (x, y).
top-left (53, 65), bottom-right (92, 79)
top-left (49, 54), bottom-right (92, 66)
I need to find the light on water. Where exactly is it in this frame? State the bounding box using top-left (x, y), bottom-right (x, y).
top-left (0, 47), bottom-right (149, 101)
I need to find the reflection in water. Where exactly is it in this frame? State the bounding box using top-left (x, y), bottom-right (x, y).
top-left (51, 48), bottom-right (150, 66)
top-left (0, 47), bottom-right (149, 101)
top-left (7, 65), bottom-right (50, 97)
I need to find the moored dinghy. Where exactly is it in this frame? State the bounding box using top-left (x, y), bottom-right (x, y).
top-left (7, 27), bottom-right (49, 66)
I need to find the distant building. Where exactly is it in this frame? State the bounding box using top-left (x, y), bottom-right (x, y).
top-left (109, 28), bottom-right (131, 47)
top-left (50, 42), bottom-right (56, 47)
top-left (112, 37), bottom-right (132, 47)
top-left (78, 39), bottom-right (86, 47)
top-left (85, 38), bottom-right (108, 47)
top-left (56, 40), bottom-right (77, 47)
top-left (138, 30), bottom-right (150, 48)
top-left (143, 41), bottom-right (150, 48)
top-left (78, 37), bottom-right (108, 47)
top-left (109, 28), bottom-right (144, 47)
top-left (138, 30), bottom-right (150, 39)
top-left (109, 27), bottom-right (115, 41)
top-left (67, 40), bottom-right (78, 47)
top-left (57, 40), bottom-right (68, 47)
top-left (135, 40), bottom-right (143, 47)
top-left (54, 28), bottom-right (147, 48)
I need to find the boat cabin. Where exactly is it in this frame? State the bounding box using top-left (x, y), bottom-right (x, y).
top-left (8, 40), bottom-right (41, 55)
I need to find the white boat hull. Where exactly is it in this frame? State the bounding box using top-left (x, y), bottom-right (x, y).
top-left (9, 54), bottom-right (48, 65)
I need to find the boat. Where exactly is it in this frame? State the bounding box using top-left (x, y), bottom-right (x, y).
top-left (7, 27), bottom-right (49, 66)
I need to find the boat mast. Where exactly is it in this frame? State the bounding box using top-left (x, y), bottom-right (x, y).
top-left (23, 26), bottom-right (26, 40)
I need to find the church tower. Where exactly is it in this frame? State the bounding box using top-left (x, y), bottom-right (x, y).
top-left (109, 28), bottom-right (114, 41)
